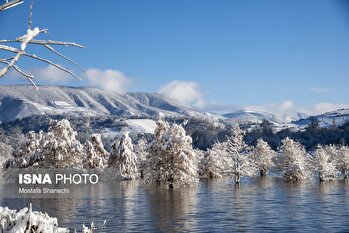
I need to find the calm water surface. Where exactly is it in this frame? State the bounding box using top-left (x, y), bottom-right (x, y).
top-left (1, 177), bottom-right (349, 232)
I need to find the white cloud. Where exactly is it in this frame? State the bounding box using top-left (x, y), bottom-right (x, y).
top-left (204, 100), bottom-right (349, 122)
top-left (279, 100), bottom-right (294, 111)
top-left (313, 103), bottom-right (349, 114)
top-left (158, 80), bottom-right (205, 108)
top-left (32, 65), bottom-right (70, 82)
top-left (84, 68), bottom-right (131, 93)
top-left (7, 66), bottom-right (132, 93)
top-left (308, 87), bottom-right (334, 93)
top-left (7, 65), bottom-right (70, 83)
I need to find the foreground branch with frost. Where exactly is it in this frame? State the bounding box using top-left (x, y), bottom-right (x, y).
top-left (0, 204), bottom-right (69, 232)
top-left (0, 204), bottom-right (94, 232)
top-left (0, 0), bottom-right (23, 11)
top-left (0, 1), bottom-right (84, 87)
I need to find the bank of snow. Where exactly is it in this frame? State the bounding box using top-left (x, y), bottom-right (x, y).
top-left (0, 204), bottom-right (69, 232)
top-left (125, 119), bottom-right (157, 134)
top-left (0, 204), bottom-right (92, 233)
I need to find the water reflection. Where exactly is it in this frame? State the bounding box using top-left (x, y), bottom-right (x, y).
top-left (144, 184), bottom-right (198, 232)
top-left (1, 178), bottom-right (349, 232)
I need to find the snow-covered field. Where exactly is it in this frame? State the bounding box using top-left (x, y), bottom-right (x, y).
top-left (125, 119), bottom-right (157, 134)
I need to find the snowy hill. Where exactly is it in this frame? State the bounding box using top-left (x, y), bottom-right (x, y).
top-left (294, 108), bottom-right (349, 128)
top-left (223, 110), bottom-right (307, 124)
top-left (0, 85), bottom-right (206, 123)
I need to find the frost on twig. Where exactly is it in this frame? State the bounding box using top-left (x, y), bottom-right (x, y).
top-left (0, 0), bottom-right (23, 11)
top-left (0, 0), bottom-right (84, 87)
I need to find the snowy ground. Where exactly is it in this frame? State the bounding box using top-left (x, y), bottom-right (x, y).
top-left (0, 204), bottom-right (93, 232)
top-left (0, 204), bottom-right (69, 232)
top-left (125, 119), bottom-right (157, 134)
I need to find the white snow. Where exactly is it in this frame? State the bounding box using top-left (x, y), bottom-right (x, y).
top-left (53, 101), bottom-right (72, 108)
top-left (125, 119), bottom-right (157, 134)
top-left (21, 27), bottom-right (40, 51)
top-left (0, 204), bottom-right (69, 233)
top-left (0, 86), bottom-right (210, 123)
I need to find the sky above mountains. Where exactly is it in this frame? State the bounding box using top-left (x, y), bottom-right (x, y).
top-left (1, 0), bottom-right (349, 115)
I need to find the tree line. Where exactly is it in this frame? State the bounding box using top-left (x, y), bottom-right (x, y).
top-left (2, 118), bottom-right (349, 189)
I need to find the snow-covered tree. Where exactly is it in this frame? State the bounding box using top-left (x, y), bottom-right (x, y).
top-left (336, 145), bottom-right (349, 178)
top-left (134, 137), bottom-right (149, 179)
top-left (251, 138), bottom-right (275, 176)
top-left (22, 130), bottom-right (44, 155)
top-left (314, 145), bottom-right (337, 181)
top-left (4, 130), bottom-right (45, 168)
top-left (40, 119), bottom-right (84, 168)
top-left (224, 126), bottom-right (256, 184)
top-left (276, 137), bottom-right (312, 181)
top-left (0, 142), bottom-right (13, 168)
top-left (145, 120), bottom-right (199, 188)
top-left (200, 142), bottom-right (229, 178)
top-left (84, 133), bottom-right (109, 169)
top-left (109, 131), bottom-right (138, 180)
top-left (4, 120), bottom-right (86, 169)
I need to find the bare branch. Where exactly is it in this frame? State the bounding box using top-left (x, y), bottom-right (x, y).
top-left (1, 32), bottom-right (84, 85)
top-left (1, 45), bottom-right (82, 81)
top-left (44, 44), bottom-right (85, 71)
top-left (0, 60), bottom-right (38, 89)
top-left (0, 38), bottom-right (84, 48)
top-left (23, 52), bottom-right (81, 80)
top-left (30, 39), bottom-right (84, 48)
top-left (0, 0), bottom-right (23, 11)
top-left (28, 0), bottom-right (33, 29)
top-left (0, 2), bottom-right (84, 87)
top-left (0, 57), bottom-right (14, 62)
top-left (12, 64), bottom-right (38, 89)
top-left (0, 44), bottom-right (24, 78)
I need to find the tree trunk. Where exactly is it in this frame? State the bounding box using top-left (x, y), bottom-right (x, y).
top-left (235, 173), bottom-right (240, 184)
top-left (260, 169), bottom-right (266, 177)
top-left (319, 172), bottom-right (325, 182)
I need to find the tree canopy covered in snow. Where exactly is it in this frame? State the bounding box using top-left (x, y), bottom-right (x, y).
top-left (145, 120), bottom-right (199, 188)
top-left (336, 145), bottom-right (349, 178)
top-left (109, 131), bottom-right (138, 180)
top-left (314, 145), bottom-right (337, 181)
top-left (5, 119), bottom-right (84, 168)
top-left (3, 116), bottom-right (349, 184)
top-left (276, 137), bottom-right (313, 181)
top-left (224, 126), bottom-right (256, 183)
top-left (84, 133), bottom-right (109, 169)
top-left (251, 138), bottom-right (275, 176)
top-left (200, 142), bottom-right (229, 178)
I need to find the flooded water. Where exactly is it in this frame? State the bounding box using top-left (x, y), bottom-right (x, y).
top-left (1, 177), bottom-right (349, 232)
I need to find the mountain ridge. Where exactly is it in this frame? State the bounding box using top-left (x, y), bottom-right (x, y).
top-left (0, 85), bottom-right (206, 123)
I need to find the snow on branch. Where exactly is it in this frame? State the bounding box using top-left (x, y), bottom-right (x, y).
top-left (0, 1), bottom-right (84, 87)
top-left (0, 203), bottom-right (69, 232)
top-left (0, 0), bottom-right (23, 11)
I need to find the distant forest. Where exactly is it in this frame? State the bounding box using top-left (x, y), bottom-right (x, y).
top-left (0, 115), bottom-right (349, 152)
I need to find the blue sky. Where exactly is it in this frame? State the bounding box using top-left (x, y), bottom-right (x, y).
top-left (1, 0), bottom-right (349, 114)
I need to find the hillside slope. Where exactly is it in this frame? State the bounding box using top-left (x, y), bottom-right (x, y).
top-left (0, 85), bottom-right (206, 123)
